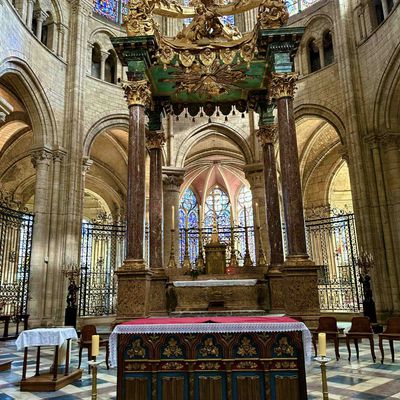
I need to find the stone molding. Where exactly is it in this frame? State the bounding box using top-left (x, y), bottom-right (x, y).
top-left (69, 0), bottom-right (93, 16)
top-left (122, 79), bottom-right (152, 108)
top-left (269, 72), bottom-right (298, 100)
top-left (82, 157), bottom-right (93, 175)
top-left (257, 124), bottom-right (278, 145)
top-left (146, 130), bottom-right (166, 150)
top-left (244, 163), bottom-right (264, 189)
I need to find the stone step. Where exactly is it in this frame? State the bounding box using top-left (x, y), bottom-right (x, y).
top-left (0, 360), bottom-right (12, 372)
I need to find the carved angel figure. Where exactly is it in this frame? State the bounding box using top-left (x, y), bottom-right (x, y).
top-left (258, 0), bottom-right (289, 29)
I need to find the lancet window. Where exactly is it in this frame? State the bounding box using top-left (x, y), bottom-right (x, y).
top-left (237, 186), bottom-right (253, 228)
top-left (204, 187), bottom-right (231, 229)
top-left (93, 0), bottom-right (128, 23)
top-left (285, 0), bottom-right (321, 15)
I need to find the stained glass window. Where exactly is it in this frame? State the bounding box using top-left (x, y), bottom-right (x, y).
top-left (284, 0), bottom-right (320, 15)
top-left (236, 186), bottom-right (255, 264)
top-left (179, 188), bottom-right (199, 265)
top-left (94, 0), bottom-right (119, 21)
top-left (204, 187), bottom-right (231, 229)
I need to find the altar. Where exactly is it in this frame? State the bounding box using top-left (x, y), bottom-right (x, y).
top-left (110, 316), bottom-right (311, 400)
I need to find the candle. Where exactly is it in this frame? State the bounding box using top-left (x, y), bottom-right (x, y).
top-left (255, 202), bottom-right (260, 227)
top-left (91, 335), bottom-right (100, 357)
top-left (171, 206), bottom-right (175, 230)
top-left (318, 333), bottom-right (326, 357)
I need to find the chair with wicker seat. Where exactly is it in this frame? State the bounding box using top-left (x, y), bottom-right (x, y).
top-left (379, 317), bottom-right (400, 364)
top-left (78, 325), bottom-right (110, 372)
top-left (346, 316), bottom-right (376, 362)
top-left (312, 316), bottom-right (340, 361)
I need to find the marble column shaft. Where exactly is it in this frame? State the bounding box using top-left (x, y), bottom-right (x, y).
top-left (127, 105), bottom-right (146, 261)
top-left (147, 131), bottom-right (165, 270)
top-left (258, 125), bottom-right (284, 265)
top-left (270, 73), bottom-right (308, 257)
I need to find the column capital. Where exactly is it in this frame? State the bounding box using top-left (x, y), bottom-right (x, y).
top-left (146, 130), bottom-right (165, 150)
top-left (380, 133), bottom-right (400, 150)
top-left (68, 0), bottom-right (93, 16)
top-left (256, 124), bottom-right (278, 145)
top-left (34, 9), bottom-right (48, 21)
top-left (122, 79), bottom-right (152, 108)
top-left (31, 148), bottom-right (53, 168)
top-left (269, 72), bottom-right (299, 100)
top-left (100, 50), bottom-right (109, 62)
top-left (53, 148), bottom-right (67, 163)
top-left (82, 157), bottom-right (93, 175)
top-left (163, 167), bottom-right (185, 191)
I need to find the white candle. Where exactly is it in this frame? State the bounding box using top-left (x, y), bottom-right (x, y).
top-left (318, 333), bottom-right (326, 357)
top-left (171, 206), bottom-right (175, 230)
top-left (91, 335), bottom-right (100, 357)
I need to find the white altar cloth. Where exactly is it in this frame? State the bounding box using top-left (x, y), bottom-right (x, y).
top-left (173, 279), bottom-right (258, 287)
top-left (109, 317), bottom-right (311, 367)
top-left (15, 327), bottom-right (78, 350)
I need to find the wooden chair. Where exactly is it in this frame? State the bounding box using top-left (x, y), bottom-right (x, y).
top-left (346, 316), bottom-right (376, 362)
top-left (379, 317), bottom-right (400, 363)
top-left (312, 316), bottom-right (340, 361)
top-left (78, 325), bottom-right (109, 372)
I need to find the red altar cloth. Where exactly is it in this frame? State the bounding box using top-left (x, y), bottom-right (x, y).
top-left (121, 316), bottom-right (297, 325)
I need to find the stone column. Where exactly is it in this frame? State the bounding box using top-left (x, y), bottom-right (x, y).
top-left (146, 130), bottom-right (165, 271)
top-left (29, 148), bottom-right (53, 326)
top-left (100, 51), bottom-right (109, 81)
top-left (381, 0), bottom-right (389, 17)
top-left (163, 167), bottom-right (185, 269)
top-left (115, 79), bottom-right (152, 321)
top-left (244, 164), bottom-right (269, 266)
top-left (34, 10), bottom-right (47, 41)
top-left (26, 0), bottom-right (34, 29)
top-left (270, 73), bottom-right (308, 260)
top-left (56, 24), bottom-right (65, 58)
top-left (270, 73), bottom-right (319, 325)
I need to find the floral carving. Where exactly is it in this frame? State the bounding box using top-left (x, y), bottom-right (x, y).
top-left (127, 339), bottom-right (146, 358)
top-left (236, 361), bottom-right (258, 369)
top-left (122, 79), bottom-right (152, 108)
top-left (199, 337), bottom-right (219, 357)
top-left (163, 338), bottom-right (183, 358)
top-left (274, 336), bottom-right (294, 357)
top-left (162, 362), bottom-right (184, 370)
top-left (146, 130), bottom-right (166, 149)
top-left (199, 362), bottom-right (220, 370)
top-left (257, 124), bottom-right (278, 145)
top-left (237, 337), bottom-right (257, 357)
top-left (269, 72), bottom-right (298, 100)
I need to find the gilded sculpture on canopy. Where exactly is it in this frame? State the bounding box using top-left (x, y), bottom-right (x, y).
top-left (257, 0), bottom-right (289, 29)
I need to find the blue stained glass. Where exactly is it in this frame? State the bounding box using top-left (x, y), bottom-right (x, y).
top-left (284, 0), bottom-right (320, 15)
top-left (237, 186), bottom-right (255, 264)
top-left (94, 0), bottom-right (118, 21)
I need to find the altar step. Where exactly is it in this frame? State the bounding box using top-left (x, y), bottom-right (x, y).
top-left (170, 310), bottom-right (276, 317)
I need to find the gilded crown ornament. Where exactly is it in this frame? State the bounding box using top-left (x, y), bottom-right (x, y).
top-left (122, 79), bottom-right (152, 108)
top-left (269, 72), bottom-right (299, 99)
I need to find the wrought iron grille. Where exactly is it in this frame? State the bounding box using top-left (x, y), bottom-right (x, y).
top-left (179, 226), bottom-right (256, 267)
top-left (0, 203), bottom-right (34, 319)
top-left (304, 208), bottom-right (362, 313)
top-left (79, 221), bottom-right (150, 316)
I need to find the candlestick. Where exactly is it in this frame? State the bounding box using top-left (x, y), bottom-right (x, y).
top-left (88, 359), bottom-right (102, 400)
top-left (318, 333), bottom-right (326, 357)
top-left (91, 335), bottom-right (99, 357)
top-left (171, 206), bottom-right (175, 230)
top-left (167, 228), bottom-right (177, 268)
top-left (314, 356), bottom-right (331, 400)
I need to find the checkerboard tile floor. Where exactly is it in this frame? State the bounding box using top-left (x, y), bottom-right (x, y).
top-left (1, 336), bottom-right (400, 399)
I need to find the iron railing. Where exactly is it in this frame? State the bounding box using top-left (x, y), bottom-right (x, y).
top-left (0, 202), bottom-right (34, 319)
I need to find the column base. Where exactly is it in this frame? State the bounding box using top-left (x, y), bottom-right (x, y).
top-left (282, 257), bottom-right (320, 328)
top-left (149, 268), bottom-right (168, 316)
top-left (115, 259), bottom-right (152, 322)
top-left (266, 264), bottom-right (285, 314)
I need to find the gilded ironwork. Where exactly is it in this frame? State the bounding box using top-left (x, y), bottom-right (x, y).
top-left (256, 124), bottom-right (278, 145)
top-left (269, 72), bottom-right (299, 99)
top-left (258, 0), bottom-right (289, 29)
top-left (122, 79), bottom-right (152, 108)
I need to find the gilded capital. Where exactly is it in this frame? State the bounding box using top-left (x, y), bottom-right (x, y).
top-left (269, 72), bottom-right (299, 100)
top-left (257, 124), bottom-right (278, 145)
top-left (122, 79), bottom-right (152, 108)
top-left (146, 130), bottom-right (166, 149)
